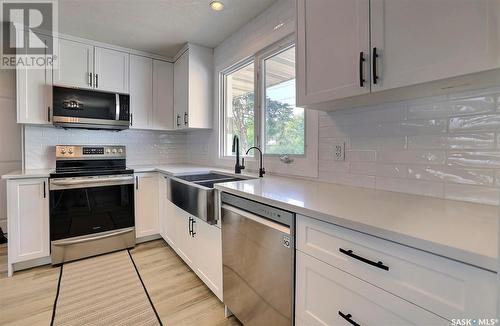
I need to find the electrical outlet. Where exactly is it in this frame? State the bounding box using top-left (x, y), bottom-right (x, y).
top-left (333, 142), bottom-right (345, 161)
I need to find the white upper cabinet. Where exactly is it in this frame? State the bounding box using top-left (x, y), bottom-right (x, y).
top-left (7, 178), bottom-right (49, 277)
top-left (53, 38), bottom-right (94, 89)
top-left (173, 44), bottom-right (213, 130)
top-left (130, 56), bottom-right (173, 130)
top-left (130, 55), bottom-right (153, 129)
top-left (16, 33), bottom-right (53, 125)
top-left (370, 0), bottom-right (500, 92)
top-left (296, 0), bottom-right (500, 110)
top-left (296, 0), bottom-right (370, 106)
top-left (94, 47), bottom-right (129, 93)
top-left (152, 60), bottom-right (174, 130)
top-left (54, 39), bottom-right (130, 93)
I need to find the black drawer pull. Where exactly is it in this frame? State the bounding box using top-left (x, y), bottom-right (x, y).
top-left (339, 248), bottom-right (389, 271)
top-left (359, 51), bottom-right (365, 87)
top-left (339, 311), bottom-right (360, 326)
top-left (372, 47), bottom-right (379, 84)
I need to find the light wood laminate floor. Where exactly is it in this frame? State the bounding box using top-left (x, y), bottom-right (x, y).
top-left (0, 240), bottom-right (241, 326)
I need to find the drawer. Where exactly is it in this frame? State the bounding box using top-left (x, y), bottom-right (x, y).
top-left (296, 215), bottom-right (497, 320)
top-left (296, 251), bottom-right (447, 326)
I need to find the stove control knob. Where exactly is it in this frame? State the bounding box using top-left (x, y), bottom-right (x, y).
top-left (106, 149), bottom-right (111, 154)
top-left (68, 148), bottom-right (73, 154)
top-left (60, 148), bottom-right (66, 154)
top-left (112, 149), bottom-right (117, 154)
top-left (118, 148), bottom-right (123, 154)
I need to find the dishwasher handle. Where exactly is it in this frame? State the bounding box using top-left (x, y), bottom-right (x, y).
top-left (221, 204), bottom-right (290, 235)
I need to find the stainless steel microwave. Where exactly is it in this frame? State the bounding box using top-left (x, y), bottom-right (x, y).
top-left (52, 86), bottom-right (130, 130)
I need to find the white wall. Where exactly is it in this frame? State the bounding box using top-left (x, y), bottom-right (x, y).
top-left (186, 0), bottom-right (500, 206)
top-left (24, 126), bottom-right (187, 169)
top-left (0, 69), bottom-right (22, 231)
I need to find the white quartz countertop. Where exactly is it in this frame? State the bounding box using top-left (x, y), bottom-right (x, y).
top-left (1, 168), bottom-right (54, 179)
top-left (215, 175), bottom-right (499, 272)
top-left (3, 164), bottom-right (497, 272)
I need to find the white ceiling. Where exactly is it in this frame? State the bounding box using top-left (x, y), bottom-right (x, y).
top-left (57, 0), bottom-right (276, 57)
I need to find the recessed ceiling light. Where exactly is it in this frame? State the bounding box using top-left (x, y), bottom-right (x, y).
top-left (210, 1), bottom-right (224, 11)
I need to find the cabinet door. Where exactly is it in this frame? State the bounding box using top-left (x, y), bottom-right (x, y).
top-left (129, 55), bottom-right (153, 129)
top-left (173, 50), bottom-right (188, 129)
top-left (194, 218), bottom-right (222, 300)
top-left (94, 47), bottom-right (129, 93)
top-left (7, 179), bottom-right (49, 264)
top-left (370, 0), bottom-right (500, 92)
top-left (152, 60), bottom-right (174, 130)
top-left (174, 207), bottom-right (196, 267)
top-left (296, 0), bottom-right (370, 106)
top-left (295, 251), bottom-right (447, 326)
top-left (53, 38), bottom-right (93, 89)
top-left (135, 173), bottom-right (159, 238)
top-left (16, 34), bottom-right (52, 124)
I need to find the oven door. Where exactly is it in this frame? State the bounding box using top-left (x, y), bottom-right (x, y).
top-left (49, 175), bottom-right (135, 264)
top-left (52, 86), bottom-right (130, 129)
top-left (49, 175), bottom-right (135, 241)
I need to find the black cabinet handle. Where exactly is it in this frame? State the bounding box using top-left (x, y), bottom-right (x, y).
top-left (191, 218), bottom-right (196, 237)
top-left (89, 73), bottom-right (93, 87)
top-left (359, 52), bottom-right (366, 87)
top-left (135, 176), bottom-right (138, 190)
top-left (184, 112), bottom-right (188, 125)
top-left (47, 106), bottom-right (51, 122)
top-left (339, 248), bottom-right (389, 271)
top-left (188, 217), bottom-right (193, 236)
top-left (372, 47), bottom-right (379, 84)
top-left (43, 181), bottom-right (46, 198)
top-left (338, 311), bottom-right (360, 326)
top-left (95, 74), bottom-right (99, 88)
top-left (130, 113), bottom-right (133, 126)
top-left (176, 115), bottom-right (180, 127)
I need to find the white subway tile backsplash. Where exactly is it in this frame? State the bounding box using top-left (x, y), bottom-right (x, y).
top-left (379, 119), bottom-right (447, 136)
top-left (350, 136), bottom-right (405, 150)
top-left (25, 126), bottom-right (187, 169)
top-left (407, 165), bottom-right (494, 186)
top-left (377, 150), bottom-right (445, 165)
top-left (407, 96), bottom-right (495, 119)
top-left (449, 114), bottom-right (500, 132)
top-left (375, 177), bottom-right (444, 198)
top-left (316, 88), bottom-right (500, 206)
top-left (447, 151), bottom-right (500, 169)
top-left (407, 133), bottom-right (495, 150)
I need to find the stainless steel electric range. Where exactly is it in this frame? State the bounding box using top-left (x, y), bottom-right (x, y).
top-left (49, 145), bottom-right (135, 265)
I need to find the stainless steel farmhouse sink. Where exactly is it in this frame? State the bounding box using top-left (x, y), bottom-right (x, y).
top-left (166, 173), bottom-right (250, 224)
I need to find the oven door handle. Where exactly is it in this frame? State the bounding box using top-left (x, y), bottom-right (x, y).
top-left (50, 175), bottom-right (134, 189)
top-left (52, 227), bottom-right (135, 246)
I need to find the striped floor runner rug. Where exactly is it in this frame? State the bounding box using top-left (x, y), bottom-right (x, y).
top-left (51, 250), bottom-right (161, 326)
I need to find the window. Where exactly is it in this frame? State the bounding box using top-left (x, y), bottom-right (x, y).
top-left (263, 46), bottom-right (304, 155)
top-left (222, 60), bottom-right (255, 156)
top-left (221, 42), bottom-right (305, 157)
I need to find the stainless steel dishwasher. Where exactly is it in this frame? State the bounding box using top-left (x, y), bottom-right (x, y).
top-left (221, 192), bottom-right (294, 326)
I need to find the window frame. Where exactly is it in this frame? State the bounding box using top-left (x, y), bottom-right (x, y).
top-left (219, 56), bottom-right (257, 158)
top-left (256, 39), bottom-right (306, 158)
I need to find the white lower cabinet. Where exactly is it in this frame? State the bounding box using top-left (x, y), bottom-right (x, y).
top-left (296, 215), bottom-right (497, 320)
top-left (296, 251), bottom-right (447, 326)
top-left (7, 178), bottom-right (50, 277)
top-left (134, 173), bottom-right (159, 238)
top-left (158, 177), bottom-right (222, 300)
top-left (174, 207), bottom-right (197, 267)
top-left (193, 215), bottom-right (223, 298)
